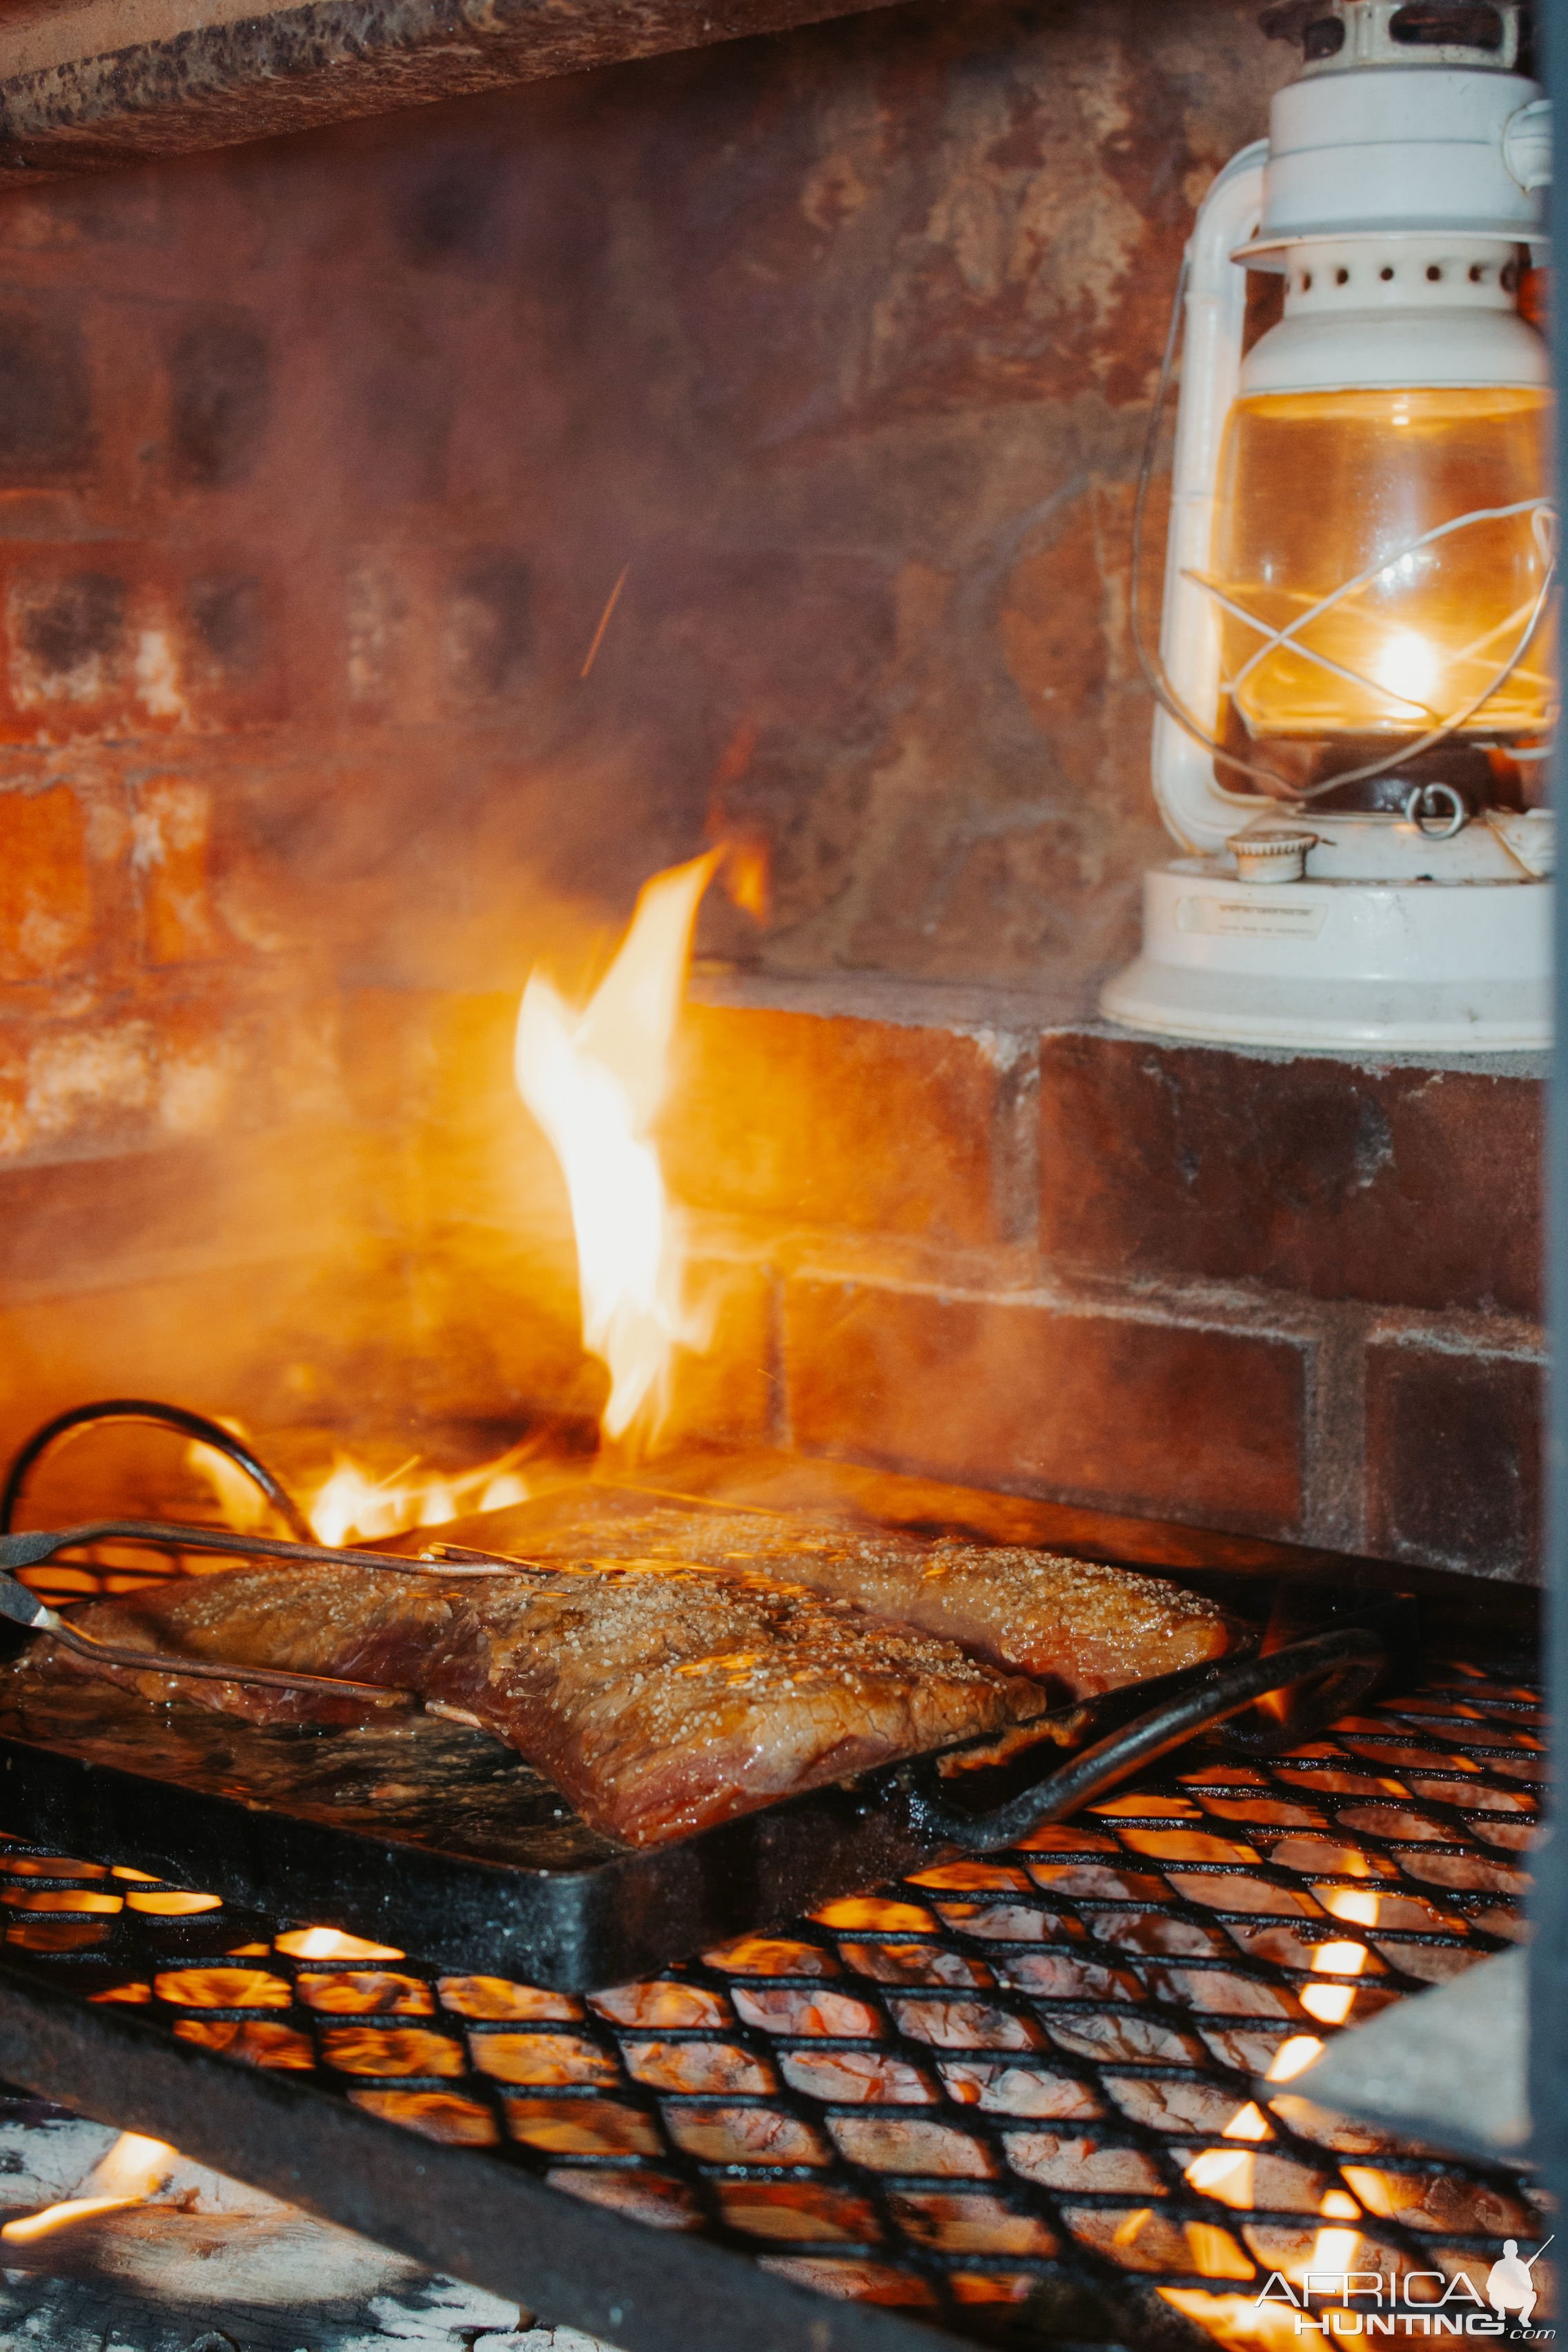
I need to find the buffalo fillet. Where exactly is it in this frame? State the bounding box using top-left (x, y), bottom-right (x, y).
top-left (16, 1555), bottom-right (1054, 1848)
top-left (427, 1490), bottom-right (1235, 1701)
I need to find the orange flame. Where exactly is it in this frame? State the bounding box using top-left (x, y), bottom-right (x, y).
top-left (2, 2130), bottom-right (175, 2242)
top-left (515, 852), bottom-right (719, 1447)
top-left (303, 1449), bottom-right (531, 1549)
top-left (186, 1431), bottom-right (533, 1549)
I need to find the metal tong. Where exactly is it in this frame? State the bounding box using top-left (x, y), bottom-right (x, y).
top-left (0, 1519), bottom-right (522, 1708)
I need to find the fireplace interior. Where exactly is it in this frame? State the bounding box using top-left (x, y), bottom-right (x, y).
top-left (0, 0), bottom-right (1551, 2345)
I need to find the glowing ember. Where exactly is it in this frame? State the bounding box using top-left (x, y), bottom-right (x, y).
top-left (1184, 2222), bottom-right (1255, 2281)
top-left (1322, 1888), bottom-right (1380, 1926)
top-left (1309, 1939), bottom-right (1366, 1974)
top-left (1184, 2101), bottom-right (1271, 2206)
top-left (1299, 1932), bottom-right (1369, 2023)
top-left (275, 1925), bottom-right (405, 1961)
top-left (1185, 2149), bottom-right (1254, 2204)
top-left (515, 852), bottom-right (719, 1447)
top-left (1, 2130), bottom-right (175, 2242)
top-left (1265, 2034), bottom-right (1324, 2083)
top-left (1300, 2224), bottom-right (1363, 2279)
top-left (1158, 2290), bottom-right (1305, 2351)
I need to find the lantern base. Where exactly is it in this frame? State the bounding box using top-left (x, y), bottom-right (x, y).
top-left (1101, 860), bottom-right (1551, 1052)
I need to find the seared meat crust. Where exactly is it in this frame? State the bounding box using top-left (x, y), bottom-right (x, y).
top-left (19, 1555), bottom-right (1051, 1848)
top-left (442, 1494), bottom-right (1233, 1700)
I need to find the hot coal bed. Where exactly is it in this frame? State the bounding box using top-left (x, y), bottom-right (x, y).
top-left (0, 1455), bottom-right (1546, 2352)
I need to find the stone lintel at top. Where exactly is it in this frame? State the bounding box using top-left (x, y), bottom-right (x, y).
top-left (0, 0), bottom-right (910, 182)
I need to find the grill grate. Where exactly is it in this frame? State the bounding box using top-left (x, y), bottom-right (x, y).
top-left (0, 1649), bottom-right (1547, 2344)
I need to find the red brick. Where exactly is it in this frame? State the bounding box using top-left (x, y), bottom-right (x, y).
top-left (1365, 1338), bottom-right (1542, 1580)
top-left (1038, 1030), bottom-right (1540, 1320)
top-left (0, 785), bottom-right (93, 980)
top-left (3, 561), bottom-right (130, 732)
top-left (664, 1003), bottom-right (1023, 1246)
top-left (0, 1253), bottom-right (388, 1476)
top-left (784, 1279), bottom-right (1306, 1538)
top-left (134, 777), bottom-right (223, 964)
top-left (663, 1257), bottom-right (778, 1449)
top-left (180, 570), bottom-right (284, 727)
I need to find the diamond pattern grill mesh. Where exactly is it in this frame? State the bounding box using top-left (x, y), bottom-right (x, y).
top-left (0, 1652), bottom-right (1547, 2344)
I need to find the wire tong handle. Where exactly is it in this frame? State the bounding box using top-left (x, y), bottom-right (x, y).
top-left (0, 1521), bottom-right (518, 1580)
top-left (0, 1520), bottom-right (521, 1707)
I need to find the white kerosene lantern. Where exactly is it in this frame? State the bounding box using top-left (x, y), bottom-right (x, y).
top-left (1101, 0), bottom-right (1555, 1050)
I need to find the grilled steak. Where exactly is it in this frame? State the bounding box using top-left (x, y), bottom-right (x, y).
top-left (432, 1489), bottom-right (1234, 1701)
top-left (17, 1555), bottom-right (1054, 1848)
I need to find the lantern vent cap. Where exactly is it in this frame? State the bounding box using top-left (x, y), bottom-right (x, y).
top-left (1260, 0), bottom-right (1529, 77)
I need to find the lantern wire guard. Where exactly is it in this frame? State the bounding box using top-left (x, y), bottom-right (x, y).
top-left (1128, 258), bottom-right (1559, 809)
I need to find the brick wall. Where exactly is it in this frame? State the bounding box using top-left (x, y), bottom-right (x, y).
top-left (649, 988), bottom-right (1542, 1581)
top-left (358, 972), bottom-right (1542, 1584)
top-left (0, 0), bottom-right (1536, 1580)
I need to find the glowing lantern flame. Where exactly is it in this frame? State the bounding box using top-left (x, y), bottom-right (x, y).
top-left (515, 852), bottom-right (720, 1447)
top-left (2, 2130), bottom-right (175, 2243)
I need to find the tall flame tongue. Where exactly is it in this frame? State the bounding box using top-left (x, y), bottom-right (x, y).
top-left (516, 852), bottom-right (718, 1450)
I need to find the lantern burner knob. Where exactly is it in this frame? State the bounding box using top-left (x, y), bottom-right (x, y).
top-left (1403, 781), bottom-right (1471, 837)
top-left (1227, 827), bottom-right (1320, 882)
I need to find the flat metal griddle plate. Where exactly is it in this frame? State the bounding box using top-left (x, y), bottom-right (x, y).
top-left (0, 1674), bottom-right (960, 1988)
top-left (0, 1471), bottom-right (1406, 1989)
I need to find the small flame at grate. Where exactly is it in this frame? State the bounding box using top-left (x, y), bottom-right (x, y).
top-left (1264, 2034), bottom-right (1324, 2084)
top-left (1184, 2101), bottom-right (1271, 2208)
top-left (1, 2130), bottom-right (175, 2243)
top-left (185, 1430), bottom-right (534, 1549)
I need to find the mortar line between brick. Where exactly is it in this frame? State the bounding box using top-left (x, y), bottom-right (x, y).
top-left (765, 1263), bottom-right (791, 1453)
top-left (1300, 1305), bottom-right (1370, 1554)
top-left (991, 1045), bottom-right (1039, 1248)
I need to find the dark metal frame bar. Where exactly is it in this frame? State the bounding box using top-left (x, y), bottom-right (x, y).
top-left (0, 1955), bottom-right (945, 2352)
top-left (1533, 0), bottom-right (1567, 2211)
